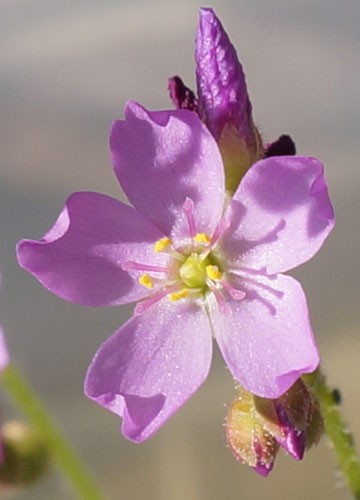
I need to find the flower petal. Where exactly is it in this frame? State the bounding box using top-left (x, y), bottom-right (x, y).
top-left (16, 192), bottom-right (168, 306)
top-left (222, 156), bottom-right (335, 273)
top-left (110, 101), bottom-right (225, 241)
top-left (84, 298), bottom-right (212, 442)
top-left (210, 274), bottom-right (319, 398)
top-left (0, 328), bottom-right (9, 372)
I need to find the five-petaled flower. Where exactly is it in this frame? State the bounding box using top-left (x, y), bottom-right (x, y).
top-left (16, 100), bottom-right (334, 443)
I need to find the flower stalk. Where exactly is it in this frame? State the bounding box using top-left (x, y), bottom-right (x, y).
top-left (305, 370), bottom-right (360, 499)
top-left (1, 364), bottom-right (109, 500)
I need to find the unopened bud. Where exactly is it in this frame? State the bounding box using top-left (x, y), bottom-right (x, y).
top-left (195, 8), bottom-right (263, 192)
top-left (168, 76), bottom-right (199, 114)
top-left (225, 386), bottom-right (278, 476)
top-left (0, 421), bottom-right (49, 486)
top-left (264, 134), bottom-right (296, 157)
top-left (226, 379), bottom-right (323, 475)
top-left (255, 379), bottom-right (317, 460)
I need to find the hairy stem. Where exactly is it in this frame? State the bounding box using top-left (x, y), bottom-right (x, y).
top-left (306, 370), bottom-right (360, 499)
top-left (1, 364), bottom-right (109, 500)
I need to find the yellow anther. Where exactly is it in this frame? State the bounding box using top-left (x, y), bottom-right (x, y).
top-left (193, 233), bottom-right (211, 244)
top-left (206, 265), bottom-right (222, 281)
top-left (154, 237), bottom-right (172, 253)
top-left (169, 288), bottom-right (189, 301)
top-left (138, 274), bottom-right (154, 289)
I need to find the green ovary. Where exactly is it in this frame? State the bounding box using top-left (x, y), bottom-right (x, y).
top-left (179, 254), bottom-right (211, 289)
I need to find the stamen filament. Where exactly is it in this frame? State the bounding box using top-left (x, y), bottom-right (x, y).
top-left (210, 215), bottom-right (231, 247)
top-left (221, 280), bottom-right (246, 300)
top-left (122, 261), bottom-right (172, 273)
top-left (209, 285), bottom-right (231, 314)
top-left (169, 249), bottom-right (186, 261)
top-left (134, 284), bottom-right (178, 315)
top-left (182, 198), bottom-right (197, 238)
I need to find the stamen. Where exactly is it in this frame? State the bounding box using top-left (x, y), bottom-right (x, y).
top-left (154, 237), bottom-right (172, 253)
top-left (210, 215), bottom-right (231, 246)
top-left (187, 287), bottom-right (203, 295)
top-left (221, 280), bottom-right (246, 300)
top-left (193, 232), bottom-right (211, 244)
top-left (206, 265), bottom-right (222, 281)
top-left (169, 249), bottom-right (186, 261)
top-left (122, 261), bottom-right (172, 273)
top-left (182, 197), bottom-right (197, 238)
top-left (138, 274), bottom-right (153, 289)
top-left (134, 285), bottom-right (178, 315)
top-left (210, 286), bottom-right (231, 314)
top-left (169, 288), bottom-right (189, 301)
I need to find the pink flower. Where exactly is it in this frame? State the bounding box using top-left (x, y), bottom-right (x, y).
top-left (0, 328), bottom-right (9, 373)
top-left (16, 101), bottom-right (334, 442)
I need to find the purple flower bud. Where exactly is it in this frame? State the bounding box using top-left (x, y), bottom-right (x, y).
top-left (274, 400), bottom-right (306, 460)
top-left (274, 379), bottom-right (312, 460)
top-left (196, 8), bottom-right (251, 141)
top-left (168, 76), bottom-right (199, 114)
top-left (225, 386), bottom-right (279, 476)
top-left (195, 8), bottom-right (262, 191)
top-left (265, 135), bottom-right (296, 157)
top-left (255, 379), bottom-right (321, 461)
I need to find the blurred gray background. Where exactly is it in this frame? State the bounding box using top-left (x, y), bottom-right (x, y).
top-left (1, 0), bottom-right (359, 499)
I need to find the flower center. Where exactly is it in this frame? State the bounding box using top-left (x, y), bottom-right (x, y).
top-left (122, 198), bottom-right (253, 315)
top-left (179, 254), bottom-right (211, 289)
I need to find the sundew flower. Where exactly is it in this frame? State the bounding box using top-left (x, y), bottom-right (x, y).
top-left (17, 100), bottom-right (334, 442)
top-left (0, 327), bottom-right (9, 463)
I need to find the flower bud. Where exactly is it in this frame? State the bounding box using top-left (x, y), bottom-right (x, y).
top-left (254, 380), bottom-right (311, 460)
top-left (264, 134), bottom-right (296, 157)
top-left (168, 76), bottom-right (199, 114)
top-left (195, 8), bottom-right (262, 192)
top-left (226, 380), bottom-right (324, 475)
top-left (0, 421), bottom-right (49, 486)
top-left (225, 386), bottom-right (279, 476)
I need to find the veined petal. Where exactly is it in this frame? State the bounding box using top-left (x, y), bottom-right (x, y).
top-left (85, 298), bottom-right (212, 442)
top-left (110, 101), bottom-right (225, 242)
top-left (222, 156), bottom-right (335, 273)
top-left (210, 274), bottom-right (319, 398)
top-left (16, 192), bottom-right (167, 307)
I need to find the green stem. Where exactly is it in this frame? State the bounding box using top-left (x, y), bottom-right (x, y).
top-left (307, 370), bottom-right (360, 500)
top-left (1, 364), bottom-right (109, 500)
